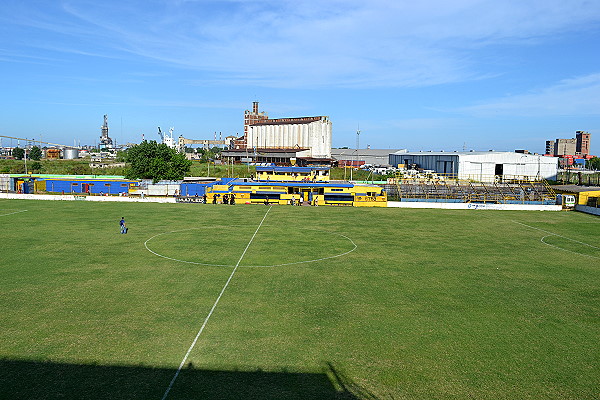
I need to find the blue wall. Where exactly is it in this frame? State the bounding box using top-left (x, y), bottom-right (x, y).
top-left (180, 179), bottom-right (234, 196)
top-left (180, 183), bottom-right (211, 196)
top-left (44, 179), bottom-right (135, 194)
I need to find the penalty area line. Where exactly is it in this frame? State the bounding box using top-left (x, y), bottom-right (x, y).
top-left (540, 235), bottom-right (600, 260)
top-left (513, 220), bottom-right (600, 249)
top-left (513, 220), bottom-right (600, 259)
top-left (161, 205), bottom-right (272, 400)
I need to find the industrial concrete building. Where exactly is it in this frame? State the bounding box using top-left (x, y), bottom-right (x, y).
top-left (99, 114), bottom-right (113, 148)
top-left (232, 102), bottom-right (332, 163)
top-left (389, 151), bottom-right (558, 182)
top-left (243, 101), bottom-right (268, 139)
top-left (247, 116), bottom-right (332, 159)
top-left (555, 138), bottom-right (577, 157)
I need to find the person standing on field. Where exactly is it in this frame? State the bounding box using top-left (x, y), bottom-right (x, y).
top-left (120, 217), bottom-right (127, 234)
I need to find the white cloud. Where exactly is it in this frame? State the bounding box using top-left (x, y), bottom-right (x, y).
top-left (3, 0), bottom-right (600, 88)
top-left (459, 73), bottom-right (600, 116)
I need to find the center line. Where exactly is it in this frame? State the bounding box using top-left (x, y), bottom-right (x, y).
top-left (161, 206), bottom-right (272, 400)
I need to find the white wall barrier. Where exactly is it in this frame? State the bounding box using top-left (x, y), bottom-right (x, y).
top-left (388, 201), bottom-right (562, 211)
top-left (0, 193), bottom-right (177, 203)
top-left (1, 193), bottom-right (569, 211)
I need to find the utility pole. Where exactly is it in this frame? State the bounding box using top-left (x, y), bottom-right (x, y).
top-left (351, 127), bottom-right (361, 181)
top-left (356, 127), bottom-right (361, 165)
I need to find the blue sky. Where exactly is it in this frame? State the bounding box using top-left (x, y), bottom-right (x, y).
top-left (1, 0), bottom-right (600, 155)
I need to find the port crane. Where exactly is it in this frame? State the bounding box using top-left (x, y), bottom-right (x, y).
top-left (157, 127), bottom-right (177, 149)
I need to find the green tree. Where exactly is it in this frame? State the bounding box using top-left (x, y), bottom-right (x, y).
top-left (29, 146), bottom-right (42, 161)
top-left (29, 161), bottom-right (43, 172)
top-left (115, 150), bottom-right (128, 162)
top-left (125, 140), bottom-right (191, 183)
top-left (12, 147), bottom-right (24, 160)
top-left (586, 156), bottom-right (600, 170)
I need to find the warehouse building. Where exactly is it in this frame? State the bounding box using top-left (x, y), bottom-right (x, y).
top-left (389, 151), bottom-right (558, 182)
top-left (332, 148), bottom-right (407, 167)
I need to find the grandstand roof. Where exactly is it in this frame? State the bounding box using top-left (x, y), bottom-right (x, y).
top-left (231, 180), bottom-right (354, 188)
top-left (255, 166), bottom-right (330, 173)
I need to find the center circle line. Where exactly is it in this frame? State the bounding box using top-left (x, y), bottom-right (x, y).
top-left (144, 227), bottom-right (357, 268)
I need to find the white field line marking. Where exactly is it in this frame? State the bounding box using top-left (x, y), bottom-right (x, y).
top-left (513, 221), bottom-right (600, 249)
top-left (540, 235), bottom-right (600, 260)
top-left (161, 206), bottom-right (272, 400)
top-left (244, 230), bottom-right (357, 268)
top-left (0, 210), bottom-right (28, 217)
top-left (144, 230), bottom-right (232, 267)
top-left (513, 220), bottom-right (600, 259)
top-left (144, 227), bottom-right (357, 268)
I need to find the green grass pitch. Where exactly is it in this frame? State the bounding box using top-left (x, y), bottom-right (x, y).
top-left (1, 199), bottom-right (599, 399)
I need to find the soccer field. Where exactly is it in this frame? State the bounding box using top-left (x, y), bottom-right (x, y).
top-left (1, 199), bottom-right (599, 399)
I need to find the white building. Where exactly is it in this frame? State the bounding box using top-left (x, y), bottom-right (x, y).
top-left (246, 116), bottom-right (332, 159)
top-left (389, 151), bottom-right (558, 181)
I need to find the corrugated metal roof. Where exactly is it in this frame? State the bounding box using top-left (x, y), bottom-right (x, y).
top-left (250, 116), bottom-right (327, 126)
top-left (222, 148), bottom-right (309, 154)
top-left (255, 166), bottom-right (330, 172)
top-left (398, 151), bottom-right (548, 157)
top-left (552, 185), bottom-right (600, 193)
top-left (331, 148), bottom-right (407, 157)
top-left (232, 181), bottom-right (354, 188)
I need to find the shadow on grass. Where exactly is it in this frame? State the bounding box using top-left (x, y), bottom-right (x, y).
top-left (0, 358), bottom-right (381, 399)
